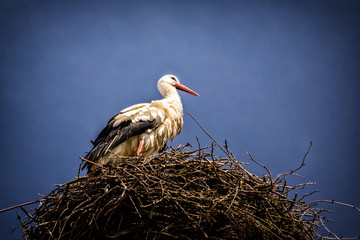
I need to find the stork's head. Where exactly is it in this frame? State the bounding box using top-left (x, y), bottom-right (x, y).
top-left (157, 75), bottom-right (199, 98)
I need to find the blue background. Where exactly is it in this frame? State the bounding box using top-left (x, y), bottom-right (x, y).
top-left (1, 0), bottom-right (359, 238)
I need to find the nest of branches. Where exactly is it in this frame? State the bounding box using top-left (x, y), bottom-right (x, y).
top-left (17, 139), bottom-right (337, 240)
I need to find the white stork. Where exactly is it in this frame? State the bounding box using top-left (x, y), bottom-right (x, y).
top-left (84, 75), bottom-right (199, 171)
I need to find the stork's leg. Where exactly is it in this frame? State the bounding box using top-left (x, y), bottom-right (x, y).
top-left (137, 139), bottom-right (144, 157)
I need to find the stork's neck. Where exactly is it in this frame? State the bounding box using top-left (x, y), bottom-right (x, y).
top-left (162, 88), bottom-right (183, 115)
top-left (164, 88), bottom-right (179, 99)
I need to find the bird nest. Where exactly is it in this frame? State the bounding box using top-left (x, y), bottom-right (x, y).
top-left (16, 139), bottom-right (349, 240)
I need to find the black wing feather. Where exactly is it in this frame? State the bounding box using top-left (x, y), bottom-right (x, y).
top-left (83, 117), bottom-right (157, 171)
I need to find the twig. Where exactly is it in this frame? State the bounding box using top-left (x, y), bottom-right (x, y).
top-left (186, 112), bottom-right (232, 160)
top-left (0, 199), bottom-right (45, 213)
top-left (80, 157), bottom-right (104, 169)
top-left (281, 141), bottom-right (312, 179)
top-left (310, 200), bottom-right (360, 213)
top-left (245, 151), bottom-right (273, 184)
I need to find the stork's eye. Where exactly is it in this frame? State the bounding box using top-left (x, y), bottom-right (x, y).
top-left (170, 76), bottom-right (177, 82)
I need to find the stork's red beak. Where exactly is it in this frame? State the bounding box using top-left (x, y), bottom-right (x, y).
top-left (175, 83), bottom-right (200, 97)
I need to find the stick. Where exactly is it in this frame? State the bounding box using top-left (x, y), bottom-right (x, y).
top-left (0, 199), bottom-right (45, 213)
top-left (186, 112), bottom-right (230, 159)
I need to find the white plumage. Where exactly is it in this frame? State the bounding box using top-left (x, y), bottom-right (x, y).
top-left (84, 75), bottom-right (199, 171)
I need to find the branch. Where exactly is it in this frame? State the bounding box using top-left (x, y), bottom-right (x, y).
top-left (0, 199), bottom-right (45, 213)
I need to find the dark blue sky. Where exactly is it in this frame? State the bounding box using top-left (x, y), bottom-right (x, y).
top-left (1, 0), bottom-right (359, 238)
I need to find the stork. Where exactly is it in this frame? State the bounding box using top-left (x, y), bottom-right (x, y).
top-left (83, 75), bottom-right (199, 171)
